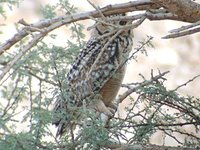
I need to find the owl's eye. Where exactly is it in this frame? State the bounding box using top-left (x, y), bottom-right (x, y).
top-left (119, 20), bottom-right (127, 25)
top-left (102, 23), bottom-right (107, 27)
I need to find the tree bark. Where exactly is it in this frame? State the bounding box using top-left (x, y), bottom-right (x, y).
top-left (152, 0), bottom-right (200, 22)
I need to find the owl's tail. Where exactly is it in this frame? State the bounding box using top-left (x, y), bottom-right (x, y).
top-left (52, 97), bottom-right (74, 138)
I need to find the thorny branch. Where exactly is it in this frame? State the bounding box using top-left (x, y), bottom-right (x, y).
top-left (1, 0), bottom-right (200, 53)
top-left (1, 0), bottom-right (200, 150)
top-left (101, 69), bottom-right (200, 149)
top-left (172, 74), bottom-right (200, 91)
top-left (116, 71), bottom-right (170, 104)
top-left (104, 143), bottom-right (196, 150)
top-left (0, 0), bottom-right (158, 54)
top-left (0, 33), bottom-right (47, 83)
top-left (1, 0), bottom-right (200, 82)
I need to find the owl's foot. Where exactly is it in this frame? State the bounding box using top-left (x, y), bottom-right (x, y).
top-left (93, 99), bottom-right (113, 116)
top-left (108, 102), bottom-right (118, 110)
top-left (107, 106), bottom-right (116, 115)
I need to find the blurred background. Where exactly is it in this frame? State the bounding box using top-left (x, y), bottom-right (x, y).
top-left (1, 0), bottom-right (200, 146)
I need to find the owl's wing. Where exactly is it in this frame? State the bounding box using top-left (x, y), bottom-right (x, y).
top-left (66, 37), bottom-right (120, 104)
top-left (66, 38), bottom-right (102, 84)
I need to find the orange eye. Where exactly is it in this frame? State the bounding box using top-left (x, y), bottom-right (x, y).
top-left (119, 21), bottom-right (127, 25)
top-left (102, 23), bottom-right (107, 27)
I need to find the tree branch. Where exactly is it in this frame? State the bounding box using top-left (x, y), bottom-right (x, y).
top-left (1, 0), bottom-right (200, 81)
top-left (152, 0), bottom-right (200, 23)
top-left (0, 33), bottom-right (46, 82)
top-left (116, 71), bottom-right (170, 104)
top-left (0, 0), bottom-right (158, 54)
top-left (104, 143), bottom-right (197, 150)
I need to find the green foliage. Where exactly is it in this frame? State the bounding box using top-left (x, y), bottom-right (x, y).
top-left (40, 0), bottom-right (78, 19)
top-left (80, 111), bottom-right (110, 148)
top-left (0, 132), bottom-right (35, 150)
top-left (0, 1), bottom-right (87, 149)
top-left (0, 6), bottom-right (5, 18)
top-left (40, 4), bottom-right (57, 19)
top-left (0, 0), bottom-right (20, 18)
top-left (0, 0), bottom-right (200, 149)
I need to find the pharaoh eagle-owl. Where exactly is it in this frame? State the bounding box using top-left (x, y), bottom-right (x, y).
top-left (53, 14), bottom-right (133, 137)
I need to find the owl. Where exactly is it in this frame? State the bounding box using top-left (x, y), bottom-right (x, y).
top-left (53, 14), bottom-right (133, 137)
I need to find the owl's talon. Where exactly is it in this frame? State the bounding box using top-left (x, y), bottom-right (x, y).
top-left (108, 107), bottom-right (115, 116)
top-left (109, 102), bottom-right (118, 110)
top-left (90, 98), bottom-right (113, 116)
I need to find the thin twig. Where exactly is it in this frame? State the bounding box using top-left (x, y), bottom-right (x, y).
top-left (0, 33), bottom-right (46, 82)
top-left (172, 74), bottom-right (200, 91)
top-left (163, 26), bottom-right (200, 39)
top-left (169, 20), bottom-right (200, 33)
top-left (87, 0), bottom-right (106, 19)
top-left (0, 0), bottom-right (158, 54)
top-left (116, 71), bottom-right (170, 104)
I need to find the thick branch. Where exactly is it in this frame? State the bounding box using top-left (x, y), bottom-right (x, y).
top-left (0, 1), bottom-right (160, 82)
top-left (152, 0), bottom-right (200, 23)
top-left (0, 0), bottom-right (199, 86)
top-left (104, 143), bottom-right (196, 150)
top-left (1, 0), bottom-right (200, 55)
top-left (0, 0), bottom-right (158, 54)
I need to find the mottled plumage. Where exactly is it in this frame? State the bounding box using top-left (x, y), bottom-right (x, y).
top-left (53, 14), bottom-right (133, 137)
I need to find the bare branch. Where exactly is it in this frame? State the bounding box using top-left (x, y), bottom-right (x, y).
top-left (163, 27), bottom-right (200, 39)
top-left (152, 0), bottom-right (200, 23)
top-left (103, 142), bottom-right (196, 150)
top-left (145, 10), bottom-right (179, 21)
top-left (1, 0), bottom-right (199, 81)
top-left (1, 1), bottom-right (200, 149)
top-left (169, 20), bottom-right (200, 34)
top-left (0, 0), bottom-right (158, 55)
top-left (1, 0), bottom-right (200, 57)
top-left (172, 74), bottom-right (200, 91)
top-left (163, 20), bottom-right (200, 38)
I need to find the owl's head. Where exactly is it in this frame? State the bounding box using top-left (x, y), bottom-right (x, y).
top-left (91, 14), bottom-right (132, 37)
